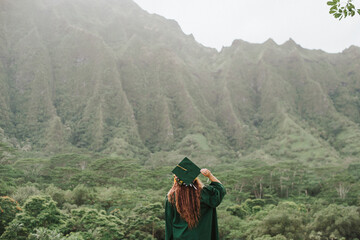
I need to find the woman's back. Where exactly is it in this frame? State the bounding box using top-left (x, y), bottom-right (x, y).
top-left (165, 167), bottom-right (226, 240)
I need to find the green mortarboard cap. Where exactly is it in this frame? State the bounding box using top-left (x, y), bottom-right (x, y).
top-left (172, 157), bottom-right (201, 185)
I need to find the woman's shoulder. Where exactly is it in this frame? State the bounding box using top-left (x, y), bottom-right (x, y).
top-left (201, 182), bottom-right (226, 207)
top-left (202, 182), bottom-right (226, 192)
top-left (201, 182), bottom-right (226, 198)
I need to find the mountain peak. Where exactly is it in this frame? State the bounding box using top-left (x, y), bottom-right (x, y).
top-left (342, 45), bottom-right (360, 55)
top-left (230, 39), bottom-right (248, 47)
top-left (263, 38), bottom-right (277, 46)
top-left (282, 38), bottom-right (300, 49)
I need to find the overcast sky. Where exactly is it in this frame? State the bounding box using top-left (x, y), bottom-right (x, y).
top-left (132, 0), bottom-right (360, 53)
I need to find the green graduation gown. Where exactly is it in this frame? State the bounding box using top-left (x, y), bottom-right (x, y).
top-left (165, 182), bottom-right (226, 240)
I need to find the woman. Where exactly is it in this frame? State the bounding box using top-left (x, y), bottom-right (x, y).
top-left (165, 168), bottom-right (226, 240)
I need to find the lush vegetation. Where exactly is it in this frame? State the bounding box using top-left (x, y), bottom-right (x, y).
top-left (1, 0), bottom-right (360, 239)
top-left (1, 145), bottom-right (359, 239)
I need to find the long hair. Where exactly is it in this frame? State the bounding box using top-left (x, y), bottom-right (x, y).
top-left (167, 177), bottom-right (204, 228)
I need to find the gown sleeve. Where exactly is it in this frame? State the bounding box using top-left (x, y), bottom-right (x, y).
top-left (201, 182), bottom-right (226, 208)
top-left (165, 196), bottom-right (174, 240)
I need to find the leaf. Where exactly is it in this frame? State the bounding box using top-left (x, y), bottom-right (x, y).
top-left (334, 13), bottom-right (341, 18)
top-left (330, 5), bottom-right (337, 11)
top-left (358, 9), bottom-right (360, 15)
top-left (329, 10), bottom-right (336, 14)
top-left (327, 1), bottom-right (336, 5)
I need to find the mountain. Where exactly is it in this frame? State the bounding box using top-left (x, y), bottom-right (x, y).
top-left (0, 0), bottom-right (360, 166)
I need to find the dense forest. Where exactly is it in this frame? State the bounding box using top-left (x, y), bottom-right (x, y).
top-left (1, 0), bottom-right (360, 239)
top-left (1, 145), bottom-right (360, 239)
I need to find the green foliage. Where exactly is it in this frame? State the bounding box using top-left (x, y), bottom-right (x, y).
top-left (27, 227), bottom-right (85, 240)
top-left (43, 185), bottom-right (66, 207)
top-left (0, 142), bottom-right (15, 164)
top-left (0, 165), bottom-right (23, 195)
top-left (71, 185), bottom-right (96, 206)
top-left (22, 195), bottom-right (63, 224)
top-left (11, 185), bottom-right (41, 205)
top-left (253, 202), bottom-right (306, 239)
top-left (64, 232), bottom-right (85, 240)
top-left (227, 204), bottom-right (249, 219)
top-left (254, 234), bottom-right (287, 240)
top-left (0, 180), bottom-right (14, 197)
top-left (1, 153), bottom-right (360, 239)
top-left (95, 187), bottom-right (123, 212)
top-left (49, 154), bottom-right (94, 170)
top-left (63, 208), bottom-right (124, 240)
top-left (308, 204), bottom-right (360, 239)
top-left (1, 195), bottom-right (64, 239)
top-left (0, 2), bottom-right (359, 239)
top-left (218, 210), bottom-right (245, 240)
top-left (348, 163), bottom-right (360, 180)
top-left (227, 199), bottom-right (267, 219)
top-left (1, 0), bottom-right (360, 167)
top-left (0, 196), bottom-right (22, 235)
top-left (328, 0), bottom-right (360, 19)
top-left (28, 228), bottom-right (63, 240)
top-left (13, 158), bottom-right (49, 183)
top-left (123, 203), bottom-right (164, 240)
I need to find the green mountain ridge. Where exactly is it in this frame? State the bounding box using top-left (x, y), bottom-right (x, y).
top-left (0, 0), bottom-right (360, 166)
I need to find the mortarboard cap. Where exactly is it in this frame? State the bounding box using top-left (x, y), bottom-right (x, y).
top-left (172, 157), bottom-right (201, 186)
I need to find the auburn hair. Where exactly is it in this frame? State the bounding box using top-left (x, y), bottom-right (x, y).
top-left (167, 177), bottom-right (204, 228)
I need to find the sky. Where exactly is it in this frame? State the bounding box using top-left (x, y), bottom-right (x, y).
top-left (132, 0), bottom-right (360, 53)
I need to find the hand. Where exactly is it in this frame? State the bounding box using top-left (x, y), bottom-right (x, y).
top-left (201, 168), bottom-right (221, 183)
top-left (201, 168), bottom-right (212, 178)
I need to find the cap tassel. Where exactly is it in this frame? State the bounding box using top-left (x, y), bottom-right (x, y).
top-left (190, 183), bottom-right (197, 190)
top-left (175, 176), bottom-right (198, 190)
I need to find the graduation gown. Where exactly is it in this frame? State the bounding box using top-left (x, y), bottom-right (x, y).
top-left (165, 182), bottom-right (226, 240)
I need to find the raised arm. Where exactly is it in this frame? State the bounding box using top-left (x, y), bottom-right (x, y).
top-left (200, 168), bottom-right (221, 183)
top-left (200, 168), bottom-right (226, 208)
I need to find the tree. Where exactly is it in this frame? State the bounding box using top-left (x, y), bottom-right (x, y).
top-left (27, 228), bottom-right (63, 240)
top-left (11, 185), bottom-right (41, 205)
top-left (71, 184), bottom-right (96, 206)
top-left (227, 199), bottom-right (267, 219)
top-left (0, 142), bottom-right (15, 164)
top-left (0, 196), bottom-right (22, 235)
top-left (328, 0), bottom-right (360, 20)
top-left (95, 187), bottom-right (123, 212)
top-left (0, 195), bottom-right (65, 240)
top-left (63, 208), bottom-right (124, 240)
top-left (0, 165), bottom-right (23, 195)
top-left (250, 202), bottom-right (307, 240)
top-left (123, 203), bottom-right (164, 240)
top-left (308, 204), bottom-right (360, 239)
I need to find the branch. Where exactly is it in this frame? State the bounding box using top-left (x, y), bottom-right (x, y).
top-left (328, 0), bottom-right (360, 20)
